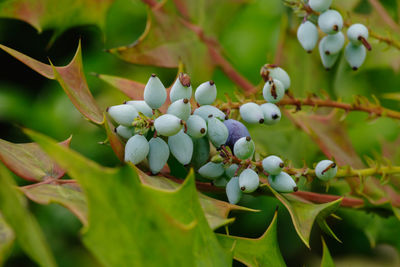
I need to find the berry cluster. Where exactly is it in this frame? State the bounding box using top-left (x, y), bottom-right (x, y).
top-left (107, 70), bottom-right (338, 204)
top-left (296, 0), bottom-right (371, 70)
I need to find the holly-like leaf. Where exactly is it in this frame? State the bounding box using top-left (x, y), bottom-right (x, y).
top-left (108, 0), bottom-right (248, 81)
top-left (0, 212), bottom-right (15, 265)
top-left (0, 136), bottom-right (71, 182)
top-left (217, 210), bottom-right (286, 267)
top-left (0, 164), bottom-right (56, 267)
top-left (20, 182), bottom-right (88, 226)
top-left (266, 185), bottom-right (342, 248)
top-left (0, 42), bottom-right (103, 124)
top-left (0, 0), bottom-right (113, 36)
top-left (95, 73), bottom-right (145, 100)
top-left (321, 237), bottom-right (335, 267)
top-left (104, 113), bottom-right (125, 162)
top-left (25, 129), bottom-right (234, 266)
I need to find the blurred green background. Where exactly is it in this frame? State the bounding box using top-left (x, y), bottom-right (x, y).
top-left (0, 0), bottom-right (400, 266)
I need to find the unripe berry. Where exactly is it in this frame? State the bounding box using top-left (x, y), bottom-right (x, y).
top-left (240, 102), bottom-right (264, 124)
top-left (233, 136), bottom-right (255, 160)
top-left (239, 169), bottom-right (259, 193)
top-left (319, 39), bottom-right (339, 70)
top-left (148, 137), bottom-right (170, 174)
top-left (260, 103), bottom-right (281, 125)
top-left (195, 80), bottom-right (217, 105)
top-left (124, 134), bottom-right (149, 164)
top-left (320, 31), bottom-right (345, 55)
top-left (345, 43), bottom-right (366, 70)
top-left (198, 162), bottom-right (225, 179)
top-left (169, 73), bottom-right (192, 103)
top-left (167, 98), bottom-right (191, 121)
top-left (115, 125), bottom-right (134, 139)
top-left (315, 160), bottom-right (337, 181)
top-left (260, 65), bottom-right (291, 90)
top-left (207, 117), bottom-right (229, 148)
top-left (143, 74), bottom-right (167, 109)
top-left (193, 105), bottom-right (226, 121)
top-left (168, 130), bottom-right (193, 165)
top-left (263, 78), bottom-right (285, 103)
top-left (186, 115), bottom-right (207, 138)
top-left (125, 100), bottom-right (153, 117)
top-left (297, 21), bottom-right (319, 53)
top-left (318, 10), bottom-right (343, 34)
top-left (226, 177), bottom-right (242, 204)
top-left (309, 0), bottom-right (332, 12)
top-left (262, 155), bottom-right (284, 175)
top-left (224, 119), bottom-right (250, 150)
top-left (268, 172), bottom-right (297, 193)
top-left (213, 177), bottom-right (228, 187)
top-left (154, 114), bottom-right (182, 136)
top-left (107, 104), bottom-right (138, 127)
top-left (347, 24), bottom-right (369, 46)
top-left (225, 163), bottom-right (239, 178)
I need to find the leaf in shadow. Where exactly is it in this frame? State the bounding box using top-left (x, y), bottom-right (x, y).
top-left (321, 237), bottom-right (335, 267)
top-left (0, 163), bottom-right (56, 267)
top-left (0, 136), bottom-right (71, 182)
top-left (216, 210), bottom-right (286, 267)
top-left (0, 42), bottom-right (103, 124)
top-left (0, 212), bottom-right (14, 265)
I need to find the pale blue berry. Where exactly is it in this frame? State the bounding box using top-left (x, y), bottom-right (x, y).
top-left (186, 115), bottom-right (207, 138)
top-left (143, 74), bottom-right (167, 109)
top-left (115, 125), bottom-right (134, 139)
top-left (207, 117), bottom-right (229, 148)
top-left (226, 177), bottom-right (242, 204)
top-left (198, 162), bottom-right (225, 179)
top-left (193, 105), bottom-right (226, 121)
top-left (233, 136), bottom-right (255, 160)
top-left (148, 137), bottom-right (170, 174)
top-left (268, 172), bottom-right (298, 193)
top-left (260, 103), bottom-right (281, 125)
top-left (125, 100), bottom-right (153, 117)
top-left (225, 163), bottom-right (239, 178)
top-left (297, 21), bottom-right (319, 53)
top-left (168, 130), bottom-right (193, 165)
top-left (262, 156), bottom-right (284, 175)
top-left (154, 114), bottom-right (182, 136)
top-left (318, 10), bottom-right (343, 34)
top-left (240, 102), bottom-right (264, 124)
top-left (239, 169), bottom-right (259, 193)
top-left (309, 0), bottom-right (332, 12)
top-left (195, 81), bottom-right (217, 105)
top-left (315, 160), bottom-right (337, 181)
top-left (263, 78), bottom-right (285, 103)
top-left (108, 104), bottom-right (138, 126)
top-left (167, 98), bottom-right (191, 121)
top-left (320, 31), bottom-right (345, 55)
top-left (169, 73), bottom-right (192, 103)
top-left (345, 43), bottom-right (366, 70)
top-left (124, 134), bottom-right (149, 164)
top-left (347, 24), bottom-right (369, 46)
top-left (319, 39), bottom-right (339, 70)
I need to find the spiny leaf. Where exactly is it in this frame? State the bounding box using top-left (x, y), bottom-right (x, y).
top-left (0, 212), bottom-right (14, 265)
top-left (267, 185), bottom-right (342, 248)
top-left (216, 210), bottom-right (286, 267)
top-left (24, 129), bottom-right (235, 266)
top-left (104, 113), bottom-right (125, 162)
top-left (0, 136), bottom-right (71, 182)
top-left (0, 163), bottom-right (56, 267)
top-left (321, 237), bottom-right (335, 267)
top-left (0, 42), bottom-right (103, 124)
top-left (95, 73), bottom-right (145, 100)
top-left (20, 182), bottom-right (87, 226)
top-left (0, 0), bottom-right (113, 37)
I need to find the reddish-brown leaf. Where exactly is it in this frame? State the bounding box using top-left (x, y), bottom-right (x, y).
top-left (0, 42), bottom-right (103, 124)
top-left (95, 73), bottom-right (145, 100)
top-left (0, 137), bottom-right (71, 182)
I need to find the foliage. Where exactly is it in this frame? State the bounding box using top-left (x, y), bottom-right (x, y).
top-left (0, 0), bottom-right (400, 266)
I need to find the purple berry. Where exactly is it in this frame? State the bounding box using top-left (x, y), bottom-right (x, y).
top-left (223, 119), bottom-right (250, 150)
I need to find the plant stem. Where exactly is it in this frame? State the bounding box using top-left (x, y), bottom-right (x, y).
top-left (217, 95), bottom-right (400, 120)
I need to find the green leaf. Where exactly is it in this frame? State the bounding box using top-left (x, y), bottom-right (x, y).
top-left (0, 163), bottom-right (56, 267)
top-left (0, 0), bottom-right (114, 36)
top-left (0, 136), bottom-right (71, 182)
top-left (0, 42), bottom-right (103, 124)
top-left (267, 185), bottom-right (342, 248)
top-left (321, 237), bottom-right (335, 267)
top-left (108, 0), bottom-right (247, 81)
top-left (25, 129), bottom-right (234, 266)
top-left (217, 210), bottom-right (286, 267)
top-left (20, 182), bottom-right (88, 226)
top-left (0, 212), bottom-right (15, 265)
